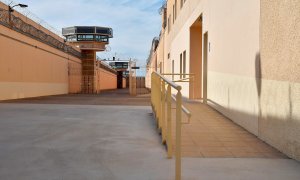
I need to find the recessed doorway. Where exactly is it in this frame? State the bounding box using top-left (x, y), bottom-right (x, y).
top-left (189, 16), bottom-right (203, 99)
top-left (203, 32), bottom-right (208, 104)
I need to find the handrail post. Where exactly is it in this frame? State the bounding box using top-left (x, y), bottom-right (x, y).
top-left (157, 75), bottom-right (162, 130)
top-left (167, 84), bottom-right (172, 158)
top-left (175, 90), bottom-right (182, 180)
top-left (155, 75), bottom-right (159, 121)
top-left (161, 80), bottom-right (166, 143)
top-left (151, 73), bottom-right (154, 107)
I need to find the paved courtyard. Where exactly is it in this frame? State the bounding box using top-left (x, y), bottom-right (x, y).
top-left (0, 90), bottom-right (300, 179)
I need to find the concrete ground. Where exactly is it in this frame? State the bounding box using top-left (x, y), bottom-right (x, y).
top-left (0, 103), bottom-right (300, 180)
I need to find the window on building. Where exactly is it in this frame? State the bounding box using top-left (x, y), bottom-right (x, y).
top-left (95, 35), bottom-right (108, 42)
top-left (183, 50), bottom-right (186, 78)
top-left (180, 53), bottom-right (183, 79)
top-left (96, 28), bottom-right (110, 35)
top-left (168, 16), bottom-right (171, 33)
top-left (163, 9), bottom-right (167, 29)
top-left (77, 34), bottom-right (94, 41)
top-left (175, 0), bottom-right (177, 20)
top-left (66, 35), bottom-right (77, 42)
top-left (172, 60), bottom-right (175, 80)
top-left (173, 5), bottom-right (175, 24)
top-left (77, 27), bottom-right (95, 34)
top-left (160, 62), bottom-right (162, 73)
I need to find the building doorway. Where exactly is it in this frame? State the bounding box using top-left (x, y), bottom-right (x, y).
top-left (189, 16), bottom-right (203, 99)
top-left (117, 71), bottom-right (123, 89)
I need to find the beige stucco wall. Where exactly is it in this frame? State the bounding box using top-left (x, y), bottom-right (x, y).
top-left (148, 0), bottom-right (300, 160)
top-left (0, 8), bottom-right (82, 100)
top-left (259, 0), bottom-right (300, 161)
top-left (146, 50), bottom-right (157, 89)
top-left (161, 0), bottom-right (260, 134)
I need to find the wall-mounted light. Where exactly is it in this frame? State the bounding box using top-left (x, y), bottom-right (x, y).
top-left (8, 3), bottom-right (28, 26)
top-left (9, 3), bottom-right (28, 12)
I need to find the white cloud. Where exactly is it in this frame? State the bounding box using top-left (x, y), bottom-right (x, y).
top-left (18, 0), bottom-right (164, 64)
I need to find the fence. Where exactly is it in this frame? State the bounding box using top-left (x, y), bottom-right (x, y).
top-left (1, 0), bottom-right (63, 37)
top-left (0, 5), bottom-right (81, 58)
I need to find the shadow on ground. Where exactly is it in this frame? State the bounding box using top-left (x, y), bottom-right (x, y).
top-left (0, 89), bottom-right (151, 106)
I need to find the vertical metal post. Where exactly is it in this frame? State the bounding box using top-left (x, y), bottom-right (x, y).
top-left (157, 76), bottom-right (162, 130)
top-left (175, 90), bottom-right (182, 180)
top-left (133, 68), bottom-right (137, 96)
top-left (151, 73), bottom-right (154, 107)
top-left (153, 75), bottom-right (157, 121)
top-left (155, 75), bottom-right (159, 120)
top-left (129, 60), bottom-right (132, 95)
top-left (167, 84), bottom-right (172, 158)
top-left (161, 80), bottom-right (166, 143)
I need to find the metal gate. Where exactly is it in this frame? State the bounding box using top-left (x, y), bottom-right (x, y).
top-left (129, 61), bottom-right (149, 96)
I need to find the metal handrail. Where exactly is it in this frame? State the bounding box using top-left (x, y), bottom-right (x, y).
top-left (154, 72), bottom-right (181, 90)
top-left (151, 72), bottom-right (192, 180)
top-left (161, 73), bottom-right (194, 76)
top-left (173, 76), bottom-right (194, 83)
top-left (171, 95), bottom-right (191, 124)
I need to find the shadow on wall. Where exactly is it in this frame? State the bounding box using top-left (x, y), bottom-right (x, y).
top-left (255, 52), bottom-right (263, 138)
top-left (255, 52), bottom-right (262, 98)
top-left (254, 52), bottom-right (300, 161)
top-left (207, 98), bottom-right (300, 161)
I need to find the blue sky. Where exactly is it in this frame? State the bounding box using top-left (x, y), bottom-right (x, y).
top-left (13, 0), bottom-right (163, 66)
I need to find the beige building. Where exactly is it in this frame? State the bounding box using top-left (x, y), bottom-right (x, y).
top-left (146, 37), bottom-right (159, 88)
top-left (146, 0), bottom-right (300, 161)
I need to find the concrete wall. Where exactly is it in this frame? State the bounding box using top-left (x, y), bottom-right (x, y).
top-left (68, 60), bottom-right (82, 94)
top-left (148, 0), bottom-right (300, 160)
top-left (259, 0), bottom-right (300, 161)
top-left (0, 2), bottom-right (82, 99)
top-left (97, 67), bottom-right (117, 91)
top-left (0, 21), bottom-right (82, 100)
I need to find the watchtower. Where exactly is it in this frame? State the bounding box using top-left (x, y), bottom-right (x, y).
top-left (62, 26), bottom-right (113, 93)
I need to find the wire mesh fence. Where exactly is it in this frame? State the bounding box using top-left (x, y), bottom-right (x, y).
top-left (0, 2), bottom-right (81, 58)
top-left (1, 0), bottom-right (63, 38)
